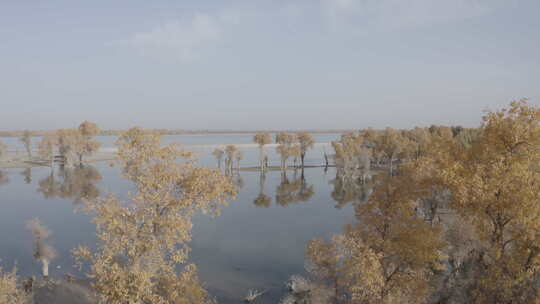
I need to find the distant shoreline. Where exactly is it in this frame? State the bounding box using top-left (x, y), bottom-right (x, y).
top-left (0, 142), bottom-right (334, 169)
top-left (0, 129), bottom-right (351, 138)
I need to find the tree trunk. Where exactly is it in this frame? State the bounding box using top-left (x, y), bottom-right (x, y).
top-left (259, 147), bottom-right (265, 170)
top-left (41, 259), bottom-right (49, 278)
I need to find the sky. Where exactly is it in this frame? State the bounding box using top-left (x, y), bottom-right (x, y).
top-left (0, 0), bottom-right (539, 130)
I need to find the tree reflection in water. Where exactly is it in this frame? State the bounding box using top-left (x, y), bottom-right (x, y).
top-left (253, 172), bottom-right (271, 207)
top-left (37, 165), bottom-right (102, 204)
top-left (20, 168), bottom-right (32, 184)
top-left (275, 170), bottom-right (314, 207)
top-left (0, 170), bottom-right (8, 186)
top-left (329, 169), bottom-right (373, 209)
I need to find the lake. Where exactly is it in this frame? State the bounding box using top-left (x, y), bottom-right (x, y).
top-left (0, 133), bottom-right (360, 303)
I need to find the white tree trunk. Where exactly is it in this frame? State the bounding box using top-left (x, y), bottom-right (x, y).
top-left (41, 259), bottom-right (49, 278)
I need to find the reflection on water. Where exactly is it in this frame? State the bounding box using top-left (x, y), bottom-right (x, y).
top-left (37, 165), bottom-right (102, 204)
top-left (253, 173), bottom-right (271, 208)
top-left (0, 170), bottom-right (8, 185)
top-left (21, 168), bottom-right (32, 184)
top-left (275, 170), bottom-right (315, 207)
top-left (232, 173), bottom-right (244, 190)
top-left (0, 163), bottom-right (355, 303)
top-left (330, 169), bottom-right (373, 209)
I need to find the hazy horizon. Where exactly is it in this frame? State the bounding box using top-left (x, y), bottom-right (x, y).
top-left (1, 0), bottom-right (539, 130)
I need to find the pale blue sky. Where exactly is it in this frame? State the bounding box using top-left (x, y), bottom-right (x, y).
top-left (0, 0), bottom-right (538, 130)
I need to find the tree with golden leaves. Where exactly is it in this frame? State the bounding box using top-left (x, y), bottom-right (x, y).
top-left (224, 144), bottom-right (238, 174)
top-left (38, 135), bottom-right (56, 167)
top-left (374, 128), bottom-right (407, 175)
top-left (306, 170), bottom-right (444, 304)
top-left (276, 132), bottom-right (298, 171)
top-left (441, 99), bottom-right (540, 303)
top-left (401, 127), bottom-right (431, 160)
top-left (77, 121), bottom-right (101, 164)
top-left (428, 125), bottom-right (454, 139)
top-left (276, 144), bottom-right (292, 171)
top-left (19, 130), bottom-right (32, 158)
top-left (212, 148), bottom-right (224, 169)
top-left (0, 140), bottom-right (7, 159)
top-left (253, 132), bottom-right (272, 171)
top-left (55, 129), bottom-right (83, 167)
top-left (74, 127), bottom-right (236, 304)
top-left (296, 132), bottom-right (315, 168)
top-left (331, 132), bottom-right (371, 183)
top-left (0, 267), bottom-right (30, 304)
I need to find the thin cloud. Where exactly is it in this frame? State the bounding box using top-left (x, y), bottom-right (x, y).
top-left (129, 13), bottom-right (222, 62)
top-left (319, 0), bottom-right (508, 32)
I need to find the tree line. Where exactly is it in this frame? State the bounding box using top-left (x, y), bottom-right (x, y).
top-left (0, 121), bottom-right (101, 168)
top-left (280, 99), bottom-right (540, 304)
top-left (1, 100), bottom-right (539, 303)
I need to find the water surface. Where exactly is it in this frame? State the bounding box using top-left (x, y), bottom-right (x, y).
top-left (0, 133), bottom-right (358, 303)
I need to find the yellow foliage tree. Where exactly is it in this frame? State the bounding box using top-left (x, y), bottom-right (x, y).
top-left (441, 99), bottom-right (540, 303)
top-left (307, 171), bottom-right (444, 304)
top-left (74, 127), bottom-right (236, 304)
top-left (0, 140), bottom-right (7, 159)
top-left (296, 132), bottom-right (315, 167)
top-left (0, 267), bottom-right (29, 304)
top-left (253, 132), bottom-right (272, 170)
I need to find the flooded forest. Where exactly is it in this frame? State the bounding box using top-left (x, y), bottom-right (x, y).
top-left (0, 100), bottom-right (538, 303)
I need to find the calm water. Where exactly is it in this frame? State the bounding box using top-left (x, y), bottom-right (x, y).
top-left (0, 133), bottom-right (358, 303)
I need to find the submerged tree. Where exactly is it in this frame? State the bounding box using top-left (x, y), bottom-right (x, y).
top-left (55, 123), bottom-right (100, 167)
top-left (276, 132), bottom-right (298, 171)
top-left (235, 150), bottom-right (244, 170)
top-left (77, 121), bottom-right (101, 164)
top-left (276, 144), bottom-right (292, 171)
top-left (55, 129), bottom-right (80, 167)
top-left (332, 132), bottom-right (371, 184)
top-left (0, 140), bottom-right (7, 159)
top-left (19, 130), bottom-right (32, 158)
top-left (74, 127), bottom-right (236, 304)
top-left (224, 144), bottom-right (238, 174)
top-left (253, 132), bottom-right (272, 171)
top-left (212, 148), bottom-right (224, 169)
top-left (26, 219), bottom-right (57, 279)
top-left (38, 135), bottom-right (56, 167)
top-left (296, 132), bottom-right (315, 168)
